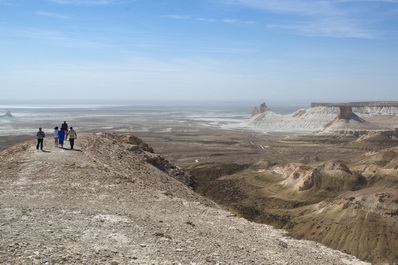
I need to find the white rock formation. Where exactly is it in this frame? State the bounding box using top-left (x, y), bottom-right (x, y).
top-left (242, 102), bottom-right (398, 133)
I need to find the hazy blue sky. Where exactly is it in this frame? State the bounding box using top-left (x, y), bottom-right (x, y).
top-left (1, 0), bottom-right (398, 103)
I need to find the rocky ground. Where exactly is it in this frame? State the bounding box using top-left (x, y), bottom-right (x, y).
top-left (0, 133), bottom-right (370, 265)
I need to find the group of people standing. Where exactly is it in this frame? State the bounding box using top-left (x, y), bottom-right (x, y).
top-left (36, 121), bottom-right (77, 151)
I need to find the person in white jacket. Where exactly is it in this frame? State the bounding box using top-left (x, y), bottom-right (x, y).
top-left (67, 127), bottom-right (77, 150)
top-left (54, 126), bottom-right (59, 147)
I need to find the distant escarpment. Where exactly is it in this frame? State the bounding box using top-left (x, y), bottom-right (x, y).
top-left (244, 101), bottom-right (398, 133)
top-left (311, 101), bottom-right (398, 109)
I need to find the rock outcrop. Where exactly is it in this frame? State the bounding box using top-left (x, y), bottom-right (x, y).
top-left (336, 106), bottom-right (363, 121)
top-left (0, 111), bottom-right (12, 118)
top-left (274, 162), bottom-right (366, 193)
top-left (356, 130), bottom-right (398, 142)
top-left (321, 106), bottom-right (368, 132)
top-left (250, 102), bottom-right (270, 117)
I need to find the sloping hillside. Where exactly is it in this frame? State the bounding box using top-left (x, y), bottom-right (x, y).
top-left (0, 133), bottom-right (368, 264)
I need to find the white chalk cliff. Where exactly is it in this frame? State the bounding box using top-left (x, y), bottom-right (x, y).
top-left (243, 102), bottom-right (398, 133)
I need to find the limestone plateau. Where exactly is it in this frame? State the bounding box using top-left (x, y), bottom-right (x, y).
top-left (310, 101), bottom-right (398, 108)
top-left (247, 101), bottom-right (398, 133)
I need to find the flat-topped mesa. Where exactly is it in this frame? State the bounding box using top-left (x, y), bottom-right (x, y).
top-left (251, 102), bottom-right (270, 117)
top-left (311, 101), bottom-right (398, 108)
top-left (312, 101), bottom-right (398, 117)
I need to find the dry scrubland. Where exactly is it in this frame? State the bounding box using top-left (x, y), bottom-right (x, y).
top-left (0, 133), bottom-right (370, 265)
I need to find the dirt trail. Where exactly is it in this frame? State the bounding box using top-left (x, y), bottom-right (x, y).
top-left (0, 133), bottom-right (369, 264)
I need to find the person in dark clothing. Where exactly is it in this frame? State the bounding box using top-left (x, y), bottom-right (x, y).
top-left (36, 128), bottom-right (45, 151)
top-left (61, 121), bottom-right (68, 139)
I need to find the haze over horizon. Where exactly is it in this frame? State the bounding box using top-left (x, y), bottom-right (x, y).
top-left (1, 0), bottom-right (398, 103)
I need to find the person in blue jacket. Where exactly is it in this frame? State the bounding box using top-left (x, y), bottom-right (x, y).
top-left (58, 129), bottom-right (65, 148)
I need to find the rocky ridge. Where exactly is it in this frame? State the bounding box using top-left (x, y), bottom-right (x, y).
top-left (0, 133), bottom-right (369, 264)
